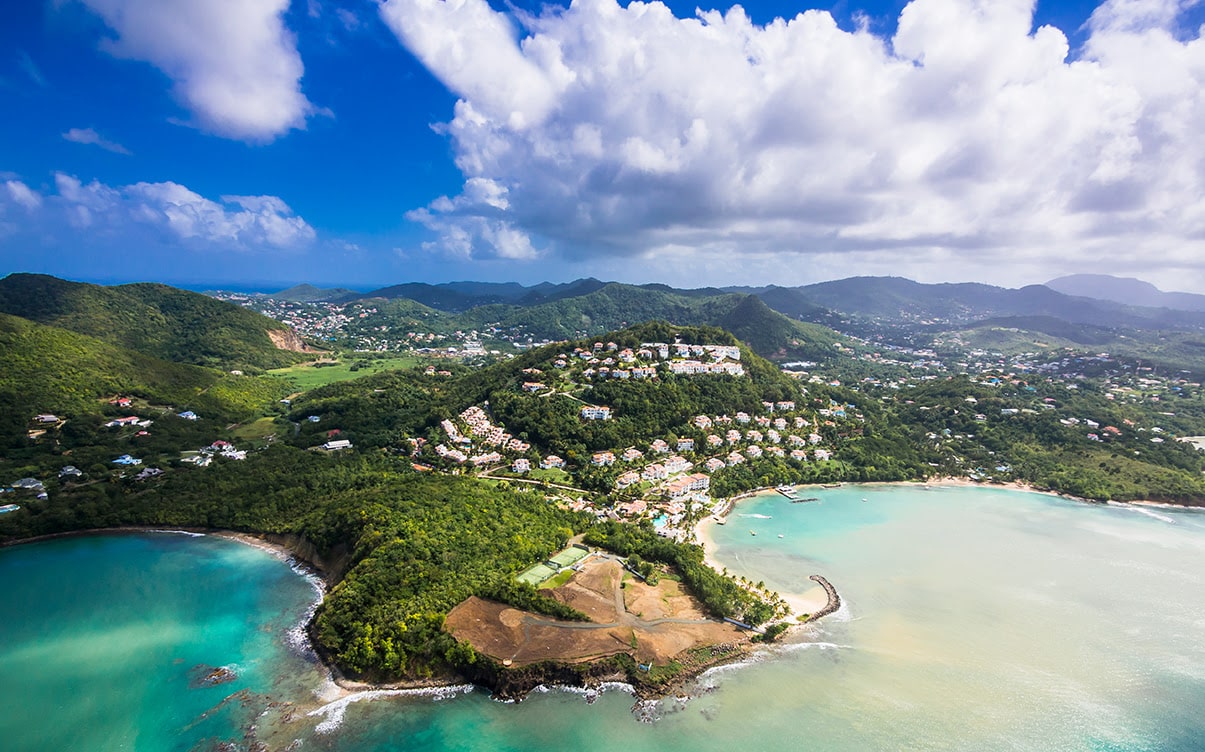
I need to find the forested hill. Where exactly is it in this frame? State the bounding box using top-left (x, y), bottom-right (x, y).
top-left (777, 276), bottom-right (1205, 331)
top-left (0, 273), bottom-right (306, 371)
top-left (448, 284), bottom-right (845, 362)
top-left (285, 322), bottom-right (854, 465)
top-left (0, 312), bottom-right (287, 434)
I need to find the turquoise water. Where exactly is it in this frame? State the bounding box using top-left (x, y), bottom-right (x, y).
top-left (0, 533), bottom-right (325, 752)
top-left (5, 486), bottom-right (1205, 751)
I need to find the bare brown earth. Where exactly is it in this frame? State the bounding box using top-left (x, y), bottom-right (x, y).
top-left (266, 328), bottom-right (316, 353)
top-left (445, 557), bottom-right (745, 667)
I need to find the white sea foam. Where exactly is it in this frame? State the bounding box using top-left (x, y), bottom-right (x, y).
top-left (528, 682), bottom-right (636, 704)
top-left (739, 513), bottom-right (773, 519)
top-left (147, 529), bottom-right (206, 537)
top-left (1107, 501), bottom-right (1177, 524)
top-left (307, 685), bottom-right (476, 733)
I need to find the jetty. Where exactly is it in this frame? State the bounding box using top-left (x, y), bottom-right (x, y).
top-left (803, 575), bottom-right (841, 622)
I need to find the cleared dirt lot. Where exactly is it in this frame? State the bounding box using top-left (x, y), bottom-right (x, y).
top-left (445, 556), bottom-right (745, 667)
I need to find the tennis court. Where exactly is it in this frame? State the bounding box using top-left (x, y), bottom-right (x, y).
top-left (549, 546), bottom-right (589, 568)
top-left (517, 563), bottom-right (557, 586)
top-left (516, 546), bottom-right (590, 586)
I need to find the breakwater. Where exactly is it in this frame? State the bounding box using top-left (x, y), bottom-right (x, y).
top-left (804, 575), bottom-right (840, 622)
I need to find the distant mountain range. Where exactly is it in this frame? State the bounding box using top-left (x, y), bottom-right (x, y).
top-left (279, 273), bottom-right (1205, 336)
top-left (1046, 274), bottom-right (1205, 313)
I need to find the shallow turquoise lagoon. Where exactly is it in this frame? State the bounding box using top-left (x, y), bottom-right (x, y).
top-left (5, 485), bottom-right (1205, 751)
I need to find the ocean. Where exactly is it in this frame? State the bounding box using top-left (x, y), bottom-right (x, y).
top-left (3, 485), bottom-right (1205, 751)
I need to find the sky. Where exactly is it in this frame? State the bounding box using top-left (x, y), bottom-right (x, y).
top-left (2, 0), bottom-right (1204, 293)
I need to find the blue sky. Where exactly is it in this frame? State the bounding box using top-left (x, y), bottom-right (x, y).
top-left (2, 0), bottom-right (1204, 292)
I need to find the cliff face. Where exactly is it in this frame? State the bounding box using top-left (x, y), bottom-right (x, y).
top-left (266, 328), bottom-right (310, 353)
top-left (261, 533), bottom-right (352, 585)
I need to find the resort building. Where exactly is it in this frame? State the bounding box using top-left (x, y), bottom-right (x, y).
top-left (580, 405), bottom-right (612, 421)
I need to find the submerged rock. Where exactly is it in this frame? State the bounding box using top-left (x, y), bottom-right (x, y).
top-left (189, 665), bottom-right (238, 689)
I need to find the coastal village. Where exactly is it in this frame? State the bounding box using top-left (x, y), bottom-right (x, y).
top-left (7, 330), bottom-right (1203, 531)
top-left (412, 339), bottom-right (852, 541)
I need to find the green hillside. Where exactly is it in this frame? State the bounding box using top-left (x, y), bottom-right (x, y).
top-left (446, 283), bottom-right (845, 361)
top-left (0, 312), bottom-right (287, 433)
top-left (951, 318), bottom-right (1205, 375)
top-left (0, 273), bottom-right (306, 371)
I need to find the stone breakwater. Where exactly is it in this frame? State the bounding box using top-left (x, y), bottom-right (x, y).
top-left (804, 575), bottom-right (841, 622)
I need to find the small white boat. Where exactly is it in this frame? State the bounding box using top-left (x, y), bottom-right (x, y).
top-left (777, 534), bottom-right (784, 539)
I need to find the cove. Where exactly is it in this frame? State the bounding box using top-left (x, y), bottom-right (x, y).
top-left (5, 485), bottom-right (1205, 751)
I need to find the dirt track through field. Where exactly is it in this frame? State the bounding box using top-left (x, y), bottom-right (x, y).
top-left (446, 556), bottom-right (745, 666)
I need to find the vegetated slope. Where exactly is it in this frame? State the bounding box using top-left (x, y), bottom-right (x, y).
top-left (0, 445), bottom-right (587, 680)
top-left (887, 375), bottom-right (1205, 504)
top-left (337, 278), bottom-right (610, 311)
top-left (0, 273), bottom-right (305, 371)
top-left (0, 312), bottom-right (287, 432)
top-left (452, 283), bottom-right (847, 361)
top-left (959, 316), bottom-right (1120, 347)
top-left (787, 276), bottom-right (1205, 331)
top-left (715, 294), bottom-right (841, 361)
top-left (339, 281), bottom-right (532, 310)
top-left (742, 285), bottom-right (839, 322)
top-left (953, 317), bottom-right (1205, 375)
top-left (272, 284), bottom-right (361, 302)
top-left (1047, 274), bottom-right (1205, 313)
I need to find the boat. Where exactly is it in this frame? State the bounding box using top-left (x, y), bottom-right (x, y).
top-left (749, 530), bottom-right (756, 536)
top-left (777, 534), bottom-right (784, 538)
top-left (776, 484), bottom-right (794, 494)
top-left (822, 483), bottom-right (843, 488)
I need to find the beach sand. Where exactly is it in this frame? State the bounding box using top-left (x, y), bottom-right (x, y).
top-left (695, 504), bottom-right (829, 620)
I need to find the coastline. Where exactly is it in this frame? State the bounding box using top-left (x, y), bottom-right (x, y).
top-left (4, 476), bottom-right (1195, 710)
top-left (690, 474), bottom-right (1202, 624)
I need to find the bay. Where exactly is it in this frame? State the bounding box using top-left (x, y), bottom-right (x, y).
top-left (5, 485), bottom-right (1205, 751)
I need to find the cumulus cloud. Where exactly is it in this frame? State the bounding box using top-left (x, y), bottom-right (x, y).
top-left (62, 127), bottom-right (132, 155)
top-left (380, 0), bottom-right (1205, 280)
top-left (80, 0), bottom-right (314, 141)
top-left (0, 173), bottom-right (315, 250)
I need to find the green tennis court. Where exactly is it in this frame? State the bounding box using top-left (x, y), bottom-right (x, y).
top-left (549, 546), bottom-right (589, 568)
top-left (517, 563), bottom-right (556, 586)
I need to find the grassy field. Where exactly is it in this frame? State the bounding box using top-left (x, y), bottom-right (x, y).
top-left (528, 467), bottom-right (573, 485)
top-left (232, 417), bottom-right (283, 442)
top-left (268, 355), bottom-right (426, 391)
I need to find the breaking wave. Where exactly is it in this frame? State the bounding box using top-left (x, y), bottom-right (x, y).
top-left (307, 685), bottom-right (476, 734)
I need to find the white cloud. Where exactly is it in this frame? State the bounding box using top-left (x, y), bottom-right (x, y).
top-left (79, 0), bottom-right (314, 141)
top-left (4, 181), bottom-right (43, 212)
top-left (380, 0), bottom-right (1205, 281)
top-left (62, 127), bottom-right (132, 155)
top-left (1, 172), bottom-right (314, 250)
